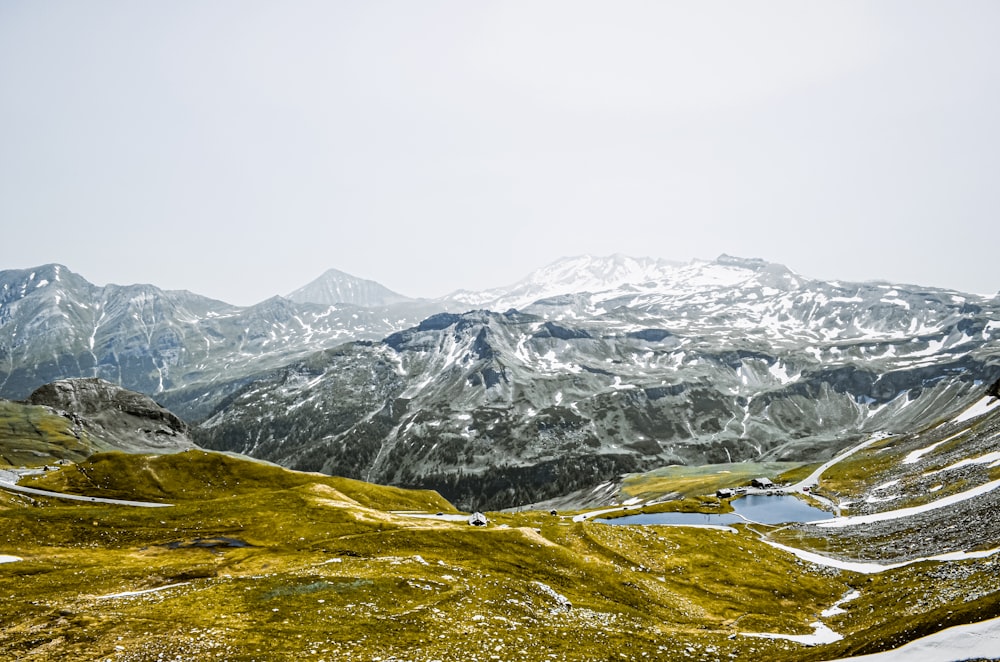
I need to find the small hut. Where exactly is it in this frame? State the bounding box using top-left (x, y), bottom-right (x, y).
top-left (751, 477), bottom-right (775, 489)
top-left (468, 512), bottom-right (488, 527)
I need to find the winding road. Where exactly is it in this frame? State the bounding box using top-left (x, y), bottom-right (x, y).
top-left (0, 475), bottom-right (173, 508)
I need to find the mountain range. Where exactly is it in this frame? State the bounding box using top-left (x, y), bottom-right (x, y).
top-left (2, 256), bottom-right (997, 508)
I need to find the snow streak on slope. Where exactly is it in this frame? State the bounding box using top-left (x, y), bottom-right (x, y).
top-left (815, 479), bottom-right (1000, 528)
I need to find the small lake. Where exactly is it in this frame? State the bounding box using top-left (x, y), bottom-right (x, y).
top-left (597, 495), bottom-right (831, 527)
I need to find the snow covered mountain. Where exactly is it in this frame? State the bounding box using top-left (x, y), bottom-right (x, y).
top-left (3, 256), bottom-right (999, 508)
top-left (0, 265), bottom-right (442, 420)
top-left (445, 254), bottom-right (684, 310)
top-left (194, 259), bottom-right (1000, 508)
top-left (286, 267), bottom-right (413, 307)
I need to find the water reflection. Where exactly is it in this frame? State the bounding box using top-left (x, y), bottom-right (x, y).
top-left (597, 495), bottom-right (830, 527)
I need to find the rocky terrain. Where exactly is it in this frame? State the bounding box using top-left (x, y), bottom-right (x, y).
top-left (195, 255), bottom-right (1000, 507)
top-left (777, 392), bottom-right (1000, 566)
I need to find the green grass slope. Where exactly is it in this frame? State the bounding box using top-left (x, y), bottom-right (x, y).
top-left (0, 401), bottom-right (94, 466)
top-left (19, 450), bottom-right (454, 513)
top-left (2, 435), bottom-right (998, 660)
top-left (0, 451), bottom-right (863, 661)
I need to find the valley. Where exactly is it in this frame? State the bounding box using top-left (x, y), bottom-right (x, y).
top-left (1, 255), bottom-right (998, 659)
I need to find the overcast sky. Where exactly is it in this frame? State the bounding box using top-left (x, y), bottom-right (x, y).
top-left (1, 1), bottom-right (997, 304)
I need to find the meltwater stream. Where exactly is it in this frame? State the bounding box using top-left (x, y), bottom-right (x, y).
top-left (597, 495), bottom-right (830, 527)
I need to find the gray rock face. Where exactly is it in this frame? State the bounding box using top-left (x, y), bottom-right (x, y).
top-left (27, 377), bottom-right (187, 431)
top-left (26, 378), bottom-right (196, 454)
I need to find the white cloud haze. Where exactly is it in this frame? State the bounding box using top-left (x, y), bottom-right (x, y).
top-left (1, 1), bottom-right (997, 304)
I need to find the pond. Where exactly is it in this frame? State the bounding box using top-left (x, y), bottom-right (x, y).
top-left (596, 495), bottom-right (831, 527)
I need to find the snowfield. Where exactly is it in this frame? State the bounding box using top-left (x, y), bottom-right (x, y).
top-left (743, 621), bottom-right (842, 646)
top-left (826, 615), bottom-right (1000, 661)
top-left (902, 431), bottom-right (964, 465)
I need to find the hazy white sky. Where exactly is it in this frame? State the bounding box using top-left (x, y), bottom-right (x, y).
top-left (1, 1), bottom-right (997, 304)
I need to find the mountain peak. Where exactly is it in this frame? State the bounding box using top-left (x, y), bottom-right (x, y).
top-left (0, 263), bottom-right (94, 307)
top-left (287, 269), bottom-right (412, 307)
top-left (0, 263), bottom-right (73, 289)
top-left (446, 254), bottom-right (685, 310)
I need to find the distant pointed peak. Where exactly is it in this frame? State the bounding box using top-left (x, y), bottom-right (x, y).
top-left (317, 267), bottom-right (354, 279)
top-left (286, 268), bottom-right (412, 307)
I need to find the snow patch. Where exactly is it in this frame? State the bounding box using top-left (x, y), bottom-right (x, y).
top-left (824, 615), bottom-right (1000, 662)
top-left (925, 451), bottom-right (1000, 475)
top-left (865, 494), bottom-right (899, 504)
top-left (814, 479), bottom-right (1000, 528)
top-left (954, 396), bottom-right (998, 423)
top-left (742, 621), bottom-right (842, 646)
top-left (821, 590), bottom-right (860, 617)
top-left (97, 582), bottom-right (191, 600)
top-left (765, 540), bottom-right (1000, 575)
top-left (768, 361), bottom-right (794, 384)
top-left (903, 431), bottom-right (965, 464)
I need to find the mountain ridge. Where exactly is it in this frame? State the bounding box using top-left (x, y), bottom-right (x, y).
top-left (194, 294), bottom-right (998, 508)
top-left (2, 255), bottom-right (998, 508)
top-left (0, 264), bottom-right (443, 418)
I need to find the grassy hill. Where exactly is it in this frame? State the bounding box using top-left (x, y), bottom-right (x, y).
top-left (19, 449), bottom-right (453, 513)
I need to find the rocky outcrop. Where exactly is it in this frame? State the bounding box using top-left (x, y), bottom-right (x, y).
top-left (25, 378), bottom-right (196, 455)
top-left (28, 378), bottom-right (187, 432)
top-left (986, 377), bottom-right (1000, 401)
